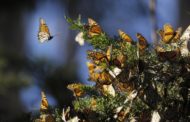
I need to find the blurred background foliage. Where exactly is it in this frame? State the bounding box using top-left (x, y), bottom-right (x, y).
top-left (0, 0), bottom-right (190, 121)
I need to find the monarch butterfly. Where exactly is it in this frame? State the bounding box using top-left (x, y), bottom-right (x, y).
top-left (86, 62), bottom-right (96, 74)
top-left (118, 29), bottom-right (133, 43)
top-left (99, 72), bottom-right (113, 84)
top-left (40, 91), bottom-right (49, 112)
top-left (88, 69), bottom-right (112, 85)
top-left (67, 83), bottom-right (85, 97)
top-left (136, 33), bottom-right (148, 50)
top-left (158, 24), bottom-right (181, 43)
top-left (38, 18), bottom-right (53, 43)
top-left (88, 18), bottom-right (102, 37)
top-left (87, 50), bottom-right (107, 61)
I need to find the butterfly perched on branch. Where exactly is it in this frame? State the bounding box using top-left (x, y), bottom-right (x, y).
top-left (38, 91), bottom-right (55, 122)
top-left (118, 29), bottom-right (133, 44)
top-left (158, 24), bottom-right (181, 44)
top-left (136, 33), bottom-right (148, 51)
top-left (87, 50), bottom-right (108, 64)
top-left (67, 83), bottom-right (85, 97)
top-left (87, 18), bottom-right (103, 37)
top-left (40, 91), bottom-right (49, 112)
top-left (86, 62), bottom-right (113, 85)
top-left (87, 45), bottom-right (112, 64)
top-left (38, 18), bottom-right (53, 43)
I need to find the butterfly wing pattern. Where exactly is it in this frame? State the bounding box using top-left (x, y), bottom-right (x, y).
top-left (38, 18), bottom-right (53, 43)
top-left (136, 33), bottom-right (148, 51)
top-left (88, 18), bottom-right (102, 37)
top-left (40, 91), bottom-right (49, 112)
top-left (118, 29), bottom-right (133, 43)
top-left (158, 24), bottom-right (181, 44)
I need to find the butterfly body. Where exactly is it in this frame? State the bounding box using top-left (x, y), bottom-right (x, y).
top-left (38, 18), bottom-right (53, 43)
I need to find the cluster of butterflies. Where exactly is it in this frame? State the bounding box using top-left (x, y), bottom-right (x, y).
top-left (37, 16), bottom-right (190, 95)
top-left (85, 18), bottom-right (149, 52)
top-left (85, 18), bottom-right (190, 62)
top-left (38, 17), bottom-right (190, 57)
top-left (157, 24), bottom-right (190, 61)
top-left (67, 83), bottom-right (138, 121)
top-left (37, 17), bottom-right (190, 121)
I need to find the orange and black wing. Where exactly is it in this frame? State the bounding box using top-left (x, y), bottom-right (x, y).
top-left (88, 18), bottom-right (102, 37)
top-left (136, 33), bottom-right (148, 50)
top-left (38, 18), bottom-right (53, 43)
top-left (118, 29), bottom-right (133, 43)
top-left (40, 91), bottom-right (49, 112)
top-left (159, 24), bottom-right (175, 43)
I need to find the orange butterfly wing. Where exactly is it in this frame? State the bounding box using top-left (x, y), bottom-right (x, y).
top-left (136, 33), bottom-right (148, 50)
top-left (88, 18), bottom-right (102, 37)
top-left (40, 91), bottom-right (49, 112)
top-left (67, 83), bottom-right (85, 97)
top-left (118, 29), bottom-right (133, 43)
top-left (159, 24), bottom-right (178, 43)
top-left (38, 18), bottom-right (53, 43)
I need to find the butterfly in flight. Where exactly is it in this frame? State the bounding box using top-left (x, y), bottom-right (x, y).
top-left (38, 18), bottom-right (53, 43)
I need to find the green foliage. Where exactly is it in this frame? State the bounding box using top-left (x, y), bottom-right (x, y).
top-left (65, 15), bottom-right (84, 31)
top-left (73, 94), bottom-right (128, 121)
